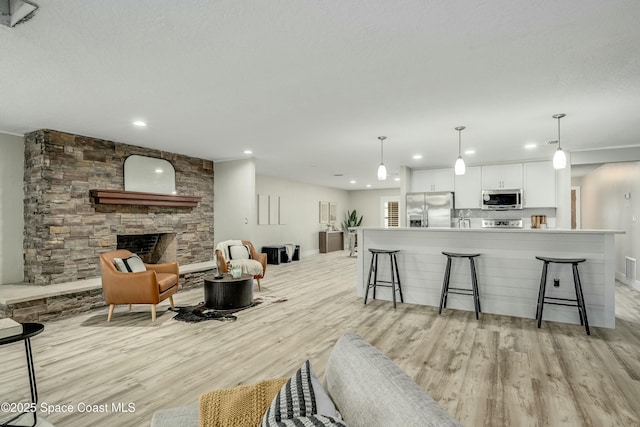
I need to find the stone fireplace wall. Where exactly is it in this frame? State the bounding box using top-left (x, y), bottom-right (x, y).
top-left (23, 130), bottom-right (214, 285)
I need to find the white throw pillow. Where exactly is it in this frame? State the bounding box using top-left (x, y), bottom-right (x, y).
top-left (113, 254), bottom-right (147, 272)
top-left (229, 245), bottom-right (251, 260)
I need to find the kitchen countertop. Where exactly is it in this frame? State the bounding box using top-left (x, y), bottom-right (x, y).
top-left (358, 227), bottom-right (624, 234)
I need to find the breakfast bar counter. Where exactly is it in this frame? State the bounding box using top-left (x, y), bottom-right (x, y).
top-left (356, 227), bottom-right (623, 328)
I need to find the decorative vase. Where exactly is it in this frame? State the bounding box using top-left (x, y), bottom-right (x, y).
top-left (231, 266), bottom-right (242, 278)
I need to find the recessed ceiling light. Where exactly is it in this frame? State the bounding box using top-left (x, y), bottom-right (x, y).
top-left (412, 154), bottom-right (423, 160)
top-left (525, 143), bottom-right (537, 149)
top-left (133, 120), bottom-right (147, 127)
top-left (154, 168), bottom-right (163, 174)
top-left (349, 180), bottom-right (356, 184)
top-left (243, 149), bottom-right (253, 154)
top-left (365, 184), bottom-right (372, 188)
top-left (394, 177), bottom-right (400, 182)
top-left (464, 149), bottom-right (475, 155)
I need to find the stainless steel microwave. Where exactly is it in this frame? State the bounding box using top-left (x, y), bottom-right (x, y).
top-left (481, 189), bottom-right (523, 210)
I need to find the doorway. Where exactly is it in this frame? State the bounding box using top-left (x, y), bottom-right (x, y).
top-left (571, 186), bottom-right (581, 229)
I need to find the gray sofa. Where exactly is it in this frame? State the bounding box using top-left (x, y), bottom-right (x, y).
top-left (150, 333), bottom-right (461, 426)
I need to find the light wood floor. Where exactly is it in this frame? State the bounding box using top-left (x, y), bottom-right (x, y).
top-left (2, 250), bottom-right (640, 427)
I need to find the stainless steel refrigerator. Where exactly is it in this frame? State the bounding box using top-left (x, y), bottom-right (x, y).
top-left (406, 192), bottom-right (454, 228)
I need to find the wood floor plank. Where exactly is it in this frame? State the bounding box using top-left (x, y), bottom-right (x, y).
top-left (499, 349), bottom-right (537, 427)
top-left (1, 250), bottom-right (640, 426)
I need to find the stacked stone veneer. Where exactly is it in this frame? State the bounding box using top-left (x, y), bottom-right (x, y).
top-left (23, 129), bottom-right (214, 285)
top-left (0, 272), bottom-right (212, 322)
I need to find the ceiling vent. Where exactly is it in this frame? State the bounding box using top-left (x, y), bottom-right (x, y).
top-left (0, 0), bottom-right (38, 28)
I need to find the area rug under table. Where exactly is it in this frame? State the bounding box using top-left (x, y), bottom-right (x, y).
top-left (169, 296), bottom-right (287, 323)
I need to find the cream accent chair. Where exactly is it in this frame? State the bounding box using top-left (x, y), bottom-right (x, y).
top-left (215, 240), bottom-right (267, 291)
top-left (99, 250), bottom-right (179, 322)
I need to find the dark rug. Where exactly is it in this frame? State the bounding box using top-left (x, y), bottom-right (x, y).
top-left (169, 301), bottom-right (260, 322)
top-left (168, 296), bottom-right (286, 323)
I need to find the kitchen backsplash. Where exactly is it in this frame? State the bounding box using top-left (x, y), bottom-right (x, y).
top-left (456, 208), bottom-right (557, 228)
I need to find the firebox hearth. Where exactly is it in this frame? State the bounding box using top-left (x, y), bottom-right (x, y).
top-left (117, 233), bottom-right (177, 264)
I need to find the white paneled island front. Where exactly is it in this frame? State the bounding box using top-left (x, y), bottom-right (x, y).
top-left (356, 227), bottom-right (622, 328)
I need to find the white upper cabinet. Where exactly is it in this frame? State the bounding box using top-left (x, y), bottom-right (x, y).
top-left (454, 166), bottom-right (482, 209)
top-left (410, 170), bottom-right (429, 192)
top-left (410, 168), bottom-right (454, 192)
top-left (524, 161), bottom-right (556, 207)
top-left (481, 163), bottom-right (523, 189)
top-left (430, 168), bottom-right (455, 192)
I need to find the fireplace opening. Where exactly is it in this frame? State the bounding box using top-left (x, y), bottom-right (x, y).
top-left (117, 233), bottom-right (177, 264)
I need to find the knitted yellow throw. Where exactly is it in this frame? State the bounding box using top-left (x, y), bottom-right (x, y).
top-left (199, 378), bottom-right (288, 427)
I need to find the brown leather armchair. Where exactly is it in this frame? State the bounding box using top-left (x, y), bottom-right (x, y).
top-left (215, 241), bottom-right (267, 291)
top-left (99, 249), bottom-right (179, 322)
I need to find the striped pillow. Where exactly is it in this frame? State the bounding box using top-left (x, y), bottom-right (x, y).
top-left (113, 254), bottom-right (146, 273)
top-left (264, 415), bottom-right (347, 426)
top-left (261, 360), bottom-right (345, 426)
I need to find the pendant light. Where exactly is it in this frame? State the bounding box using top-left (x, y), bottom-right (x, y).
top-left (454, 126), bottom-right (466, 175)
top-left (552, 113), bottom-right (567, 169)
top-left (377, 136), bottom-right (387, 180)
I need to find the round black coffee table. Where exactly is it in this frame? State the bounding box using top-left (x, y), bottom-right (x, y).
top-left (203, 274), bottom-right (253, 309)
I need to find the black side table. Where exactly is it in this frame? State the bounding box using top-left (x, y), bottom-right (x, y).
top-left (203, 274), bottom-right (254, 309)
top-left (261, 245), bottom-right (285, 265)
top-left (262, 245), bottom-right (301, 264)
top-left (282, 245), bottom-right (300, 263)
top-left (0, 322), bottom-right (44, 427)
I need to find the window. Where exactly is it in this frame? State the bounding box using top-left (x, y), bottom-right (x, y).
top-left (384, 201), bottom-right (399, 228)
top-left (380, 196), bottom-right (400, 228)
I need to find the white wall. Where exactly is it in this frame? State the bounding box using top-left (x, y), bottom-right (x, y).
top-left (0, 132), bottom-right (24, 285)
top-left (399, 166), bottom-right (411, 227)
top-left (215, 164), bottom-right (401, 256)
top-left (255, 175), bottom-right (350, 256)
top-left (555, 159), bottom-right (572, 229)
top-left (581, 162), bottom-right (640, 289)
top-left (349, 188), bottom-right (401, 227)
top-left (213, 158), bottom-right (256, 245)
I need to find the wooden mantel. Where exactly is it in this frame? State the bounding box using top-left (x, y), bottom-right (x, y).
top-left (90, 189), bottom-right (201, 207)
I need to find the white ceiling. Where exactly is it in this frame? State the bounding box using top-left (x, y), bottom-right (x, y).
top-left (1, 0), bottom-right (639, 190)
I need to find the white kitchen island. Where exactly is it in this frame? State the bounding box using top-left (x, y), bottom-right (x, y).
top-left (356, 227), bottom-right (623, 328)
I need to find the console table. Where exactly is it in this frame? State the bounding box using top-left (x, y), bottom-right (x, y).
top-left (0, 322), bottom-right (44, 427)
top-left (319, 231), bottom-right (343, 253)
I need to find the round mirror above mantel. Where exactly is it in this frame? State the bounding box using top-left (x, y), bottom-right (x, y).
top-left (90, 155), bottom-right (201, 207)
top-left (124, 155), bottom-right (176, 195)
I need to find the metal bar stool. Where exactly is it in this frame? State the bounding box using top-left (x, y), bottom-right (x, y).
top-left (535, 256), bottom-right (590, 335)
top-left (438, 252), bottom-right (481, 319)
top-left (364, 249), bottom-right (403, 309)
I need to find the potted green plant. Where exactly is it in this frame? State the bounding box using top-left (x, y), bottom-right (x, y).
top-left (343, 210), bottom-right (363, 256)
top-left (343, 210), bottom-right (363, 232)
